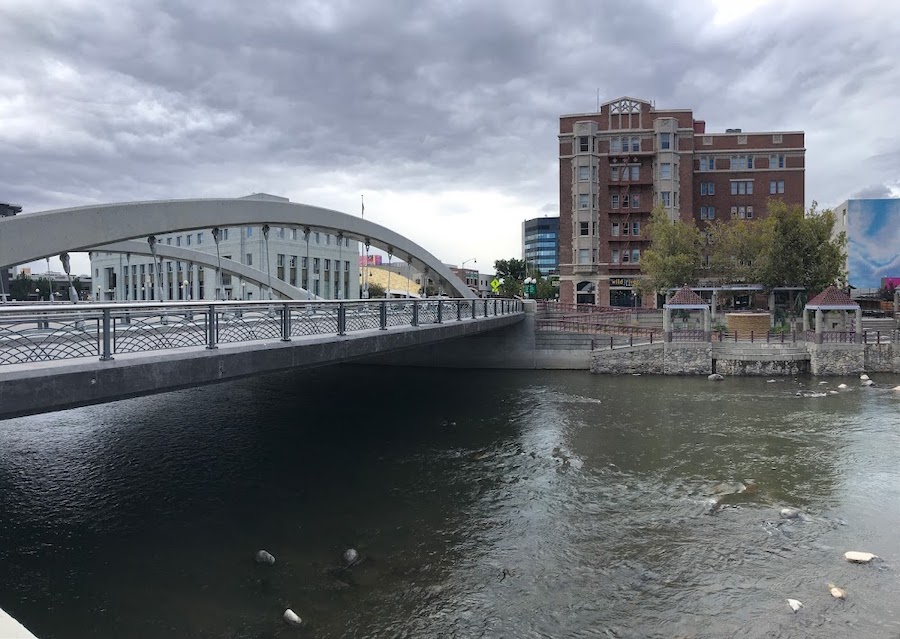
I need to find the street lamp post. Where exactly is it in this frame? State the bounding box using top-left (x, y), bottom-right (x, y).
top-left (461, 258), bottom-right (477, 295)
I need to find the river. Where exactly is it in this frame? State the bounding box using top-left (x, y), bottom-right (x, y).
top-left (1, 367), bottom-right (899, 638)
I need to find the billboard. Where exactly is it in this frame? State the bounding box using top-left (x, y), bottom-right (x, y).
top-left (358, 255), bottom-right (383, 266)
top-left (847, 199), bottom-right (900, 289)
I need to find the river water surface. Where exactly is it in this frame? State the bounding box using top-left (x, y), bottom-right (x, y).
top-left (1, 367), bottom-right (899, 638)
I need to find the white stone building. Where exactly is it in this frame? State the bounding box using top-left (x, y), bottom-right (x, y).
top-left (89, 194), bottom-right (361, 301)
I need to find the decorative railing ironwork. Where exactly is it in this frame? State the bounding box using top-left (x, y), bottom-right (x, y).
top-left (0, 298), bottom-right (522, 366)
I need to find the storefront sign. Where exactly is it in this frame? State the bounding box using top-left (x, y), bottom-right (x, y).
top-left (609, 278), bottom-right (633, 287)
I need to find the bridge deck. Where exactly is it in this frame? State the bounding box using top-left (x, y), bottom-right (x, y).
top-left (0, 299), bottom-right (522, 419)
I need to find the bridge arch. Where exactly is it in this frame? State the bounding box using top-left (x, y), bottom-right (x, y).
top-left (0, 198), bottom-right (475, 298)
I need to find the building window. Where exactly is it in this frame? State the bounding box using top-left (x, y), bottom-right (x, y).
top-left (700, 181), bottom-right (715, 195)
top-left (247, 227), bottom-right (253, 238)
top-left (246, 253), bottom-right (253, 266)
top-left (660, 133), bottom-right (671, 150)
top-left (186, 235), bottom-right (192, 246)
top-left (579, 136), bottom-right (590, 152)
top-left (660, 163), bottom-right (672, 179)
top-left (622, 220), bottom-right (630, 236)
top-left (176, 236), bottom-right (182, 246)
top-left (611, 194), bottom-right (619, 209)
top-left (578, 194), bottom-right (589, 209)
top-left (660, 191), bottom-right (671, 207)
top-left (622, 250), bottom-right (630, 263)
top-left (769, 154), bottom-right (785, 169)
top-left (737, 135), bottom-right (747, 145)
top-left (313, 258), bottom-right (320, 273)
top-left (630, 165), bottom-right (639, 180)
top-left (632, 194), bottom-right (640, 208)
top-left (703, 136), bottom-right (712, 145)
top-left (579, 222), bottom-right (589, 236)
top-left (197, 232), bottom-right (203, 244)
top-left (314, 232), bottom-right (321, 244)
top-left (632, 221), bottom-right (640, 236)
top-left (611, 167), bottom-right (620, 181)
top-left (611, 222), bottom-right (620, 237)
top-left (770, 180), bottom-right (785, 194)
top-left (166, 237), bottom-right (172, 245)
top-left (731, 180), bottom-right (753, 195)
top-left (632, 249), bottom-right (640, 263)
top-left (578, 166), bottom-right (590, 181)
top-left (773, 134), bottom-right (783, 144)
top-left (730, 155), bottom-right (754, 170)
top-left (222, 229), bottom-right (229, 240)
top-left (731, 206), bottom-right (738, 218)
top-left (291, 228), bottom-right (298, 240)
top-left (738, 206), bottom-right (746, 219)
top-left (578, 249), bottom-right (590, 264)
top-left (631, 136), bottom-right (640, 152)
top-left (611, 249), bottom-right (620, 263)
top-left (700, 206), bottom-right (716, 220)
top-left (610, 137), bottom-right (621, 153)
top-left (700, 156), bottom-right (715, 171)
top-left (746, 206), bottom-right (754, 218)
top-left (277, 254), bottom-right (285, 267)
top-left (622, 194), bottom-right (630, 208)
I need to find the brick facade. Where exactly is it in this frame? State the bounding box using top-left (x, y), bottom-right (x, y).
top-left (559, 97), bottom-right (805, 307)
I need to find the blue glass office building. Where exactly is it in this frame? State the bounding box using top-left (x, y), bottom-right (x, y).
top-left (522, 216), bottom-right (560, 276)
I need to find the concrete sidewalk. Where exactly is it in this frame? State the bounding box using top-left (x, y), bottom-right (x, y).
top-left (0, 607), bottom-right (38, 639)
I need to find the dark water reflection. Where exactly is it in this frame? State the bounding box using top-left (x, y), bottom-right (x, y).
top-left (1, 368), bottom-right (899, 638)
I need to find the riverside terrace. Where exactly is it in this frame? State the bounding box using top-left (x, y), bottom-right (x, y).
top-left (0, 298), bottom-right (523, 419)
top-left (534, 293), bottom-right (900, 376)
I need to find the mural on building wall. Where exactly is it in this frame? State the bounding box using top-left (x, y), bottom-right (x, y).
top-left (848, 199), bottom-right (900, 288)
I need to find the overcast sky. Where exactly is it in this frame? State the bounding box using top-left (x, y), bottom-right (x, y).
top-left (2, 0), bottom-right (900, 276)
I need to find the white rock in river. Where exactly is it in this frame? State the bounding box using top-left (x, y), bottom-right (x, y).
top-left (255, 550), bottom-right (275, 565)
top-left (860, 373), bottom-right (870, 380)
top-left (861, 379), bottom-right (875, 387)
top-left (837, 383), bottom-right (848, 390)
top-left (787, 598), bottom-right (803, 612)
top-left (828, 583), bottom-right (847, 599)
top-left (343, 548), bottom-right (360, 565)
top-left (708, 373), bottom-right (724, 381)
top-left (766, 379), bottom-right (777, 383)
top-left (780, 507), bottom-right (801, 519)
top-left (283, 609), bottom-right (302, 626)
top-left (893, 386), bottom-right (900, 392)
top-left (844, 551), bottom-right (878, 563)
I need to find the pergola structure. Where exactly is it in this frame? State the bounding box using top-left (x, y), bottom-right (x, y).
top-left (663, 285), bottom-right (710, 341)
top-left (803, 286), bottom-right (861, 343)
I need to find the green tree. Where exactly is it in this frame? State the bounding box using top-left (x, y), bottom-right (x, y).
top-left (759, 201), bottom-right (847, 294)
top-left (9, 274), bottom-right (52, 301)
top-left (493, 258), bottom-right (527, 297)
top-left (707, 217), bottom-right (775, 285)
top-left (367, 282), bottom-right (386, 298)
top-left (637, 206), bottom-right (703, 296)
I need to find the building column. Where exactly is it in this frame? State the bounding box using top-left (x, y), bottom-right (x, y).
top-left (192, 265), bottom-right (200, 300)
top-left (768, 292), bottom-right (776, 327)
top-left (854, 307), bottom-right (862, 343)
top-left (711, 290), bottom-right (718, 323)
top-left (814, 309), bottom-right (823, 344)
top-left (703, 307), bottom-right (711, 341)
top-left (802, 309), bottom-right (809, 332)
top-left (663, 308), bottom-right (672, 342)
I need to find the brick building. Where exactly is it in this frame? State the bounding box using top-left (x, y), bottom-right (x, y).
top-left (558, 96), bottom-right (805, 307)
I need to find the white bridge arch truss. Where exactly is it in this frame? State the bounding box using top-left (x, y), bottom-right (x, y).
top-left (0, 198), bottom-right (475, 299)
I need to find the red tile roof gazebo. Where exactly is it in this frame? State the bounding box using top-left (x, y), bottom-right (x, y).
top-left (803, 286), bottom-right (861, 343)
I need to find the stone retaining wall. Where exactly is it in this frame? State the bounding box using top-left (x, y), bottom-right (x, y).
top-left (863, 342), bottom-right (900, 373)
top-left (591, 343), bottom-right (663, 374)
top-left (808, 343), bottom-right (865, 375)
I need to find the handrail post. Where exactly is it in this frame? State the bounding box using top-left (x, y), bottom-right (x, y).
top-left (380, 300), bottom-right (387, 330)
top-left (412, 300), bottom-right (419, 326)
top-left (493, 299), bottom-right (498, 316)
top-left (206, 304), bottom-right (217, 349)
top-left (437, 300), bottom-right (443, 324)
top-left (100, 307), bottom-right (114, 361)
top-left (338, 302), bottom-right (346, 335)
top-left (457, 301), bottom-right (462, 322)
top-left (472, 299), bottom-right (477, 319)
top-left (281, 303), bottom-right (291, 341)
top-left (751, 330), bottom-right (754, 343)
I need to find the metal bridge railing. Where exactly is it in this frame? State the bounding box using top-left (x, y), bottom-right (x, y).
top-left (0, 298), bottom-right (522, 366)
